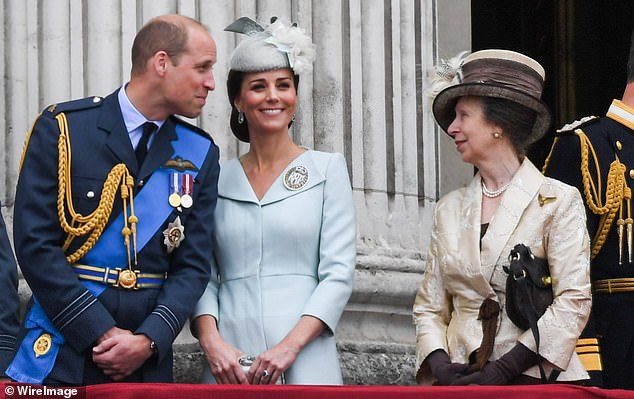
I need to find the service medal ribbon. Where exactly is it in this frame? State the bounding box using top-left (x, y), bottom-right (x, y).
top-left (181, 174), bottom-right (194, 208)
top-left (168, 172), bottom-right (181, 208)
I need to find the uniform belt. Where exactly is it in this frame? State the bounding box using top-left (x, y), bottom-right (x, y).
top-left (71, 264), bottom-right (167, 289)
top-left (593, 278), bottom-right (634, 294)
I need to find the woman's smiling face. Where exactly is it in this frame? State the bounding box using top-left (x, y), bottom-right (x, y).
top-left (234, 68), bottom-right (297, 136)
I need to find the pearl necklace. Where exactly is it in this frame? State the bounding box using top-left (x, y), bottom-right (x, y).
top-left (481, 180), bottom-right (510, 198)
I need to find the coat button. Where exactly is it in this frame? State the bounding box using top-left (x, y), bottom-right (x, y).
top-left (86, 191), bottom-right (95, 198)
top-left (630, 169), bottom-right (634, 179)
top-left (138, 180), bottom-right (144, 187)
top-left (616, 140), bottom-right (623, 150)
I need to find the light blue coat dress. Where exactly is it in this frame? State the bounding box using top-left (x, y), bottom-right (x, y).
top-left (193, 150), bottom-right (356, 384)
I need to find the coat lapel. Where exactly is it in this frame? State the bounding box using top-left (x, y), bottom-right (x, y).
top-left (218, 158), bottom-right (259, 203)
top-left (98, 92), bottom-right (138, 170)
top-left (138, 118), bottom-right (176, 180)
top-left (97, 92), bottom-right (176, 180)
top-left (219, 150), bottom-right (326, 205)
top-left (458, 176), bottom-right (485, 275)
top-left (480, 159), bottom-right (544, 268)
top-left (260, 150), bottom-right (325, 205)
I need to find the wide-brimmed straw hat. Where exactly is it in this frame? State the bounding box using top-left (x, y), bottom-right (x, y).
top-left (431, 49), bottom-right (551, 145)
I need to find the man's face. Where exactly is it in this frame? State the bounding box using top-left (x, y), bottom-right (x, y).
top-left (163, 27), bottom-right (217, 118)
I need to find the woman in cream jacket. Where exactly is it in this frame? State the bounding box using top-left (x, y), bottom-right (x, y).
top-left (413, 49), bottom-right (591, 385)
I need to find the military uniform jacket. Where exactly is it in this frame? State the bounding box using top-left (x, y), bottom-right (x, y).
top-left (545, 102), bottom-right (634, 281)
top-left (413, 159), bottom-right (591, 384)
top-left (543, 100), bottom-right (634, 388)
top-left (0, 207), bottom-right (19, 377)
top-left (13, 89), bottom-right (220, 384)
top-left (193, 151), bottom-right (356, 384)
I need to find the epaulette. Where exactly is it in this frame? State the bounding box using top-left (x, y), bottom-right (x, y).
top-left (554, 115), bottom-right (599, 136)
top-left (43, 96), bottom-right (104, 117)
top-left (170, 115), bottom-right (212, 140)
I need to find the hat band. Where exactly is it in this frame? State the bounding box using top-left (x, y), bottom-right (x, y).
top-left (462, 59), bottom-right (544, 99)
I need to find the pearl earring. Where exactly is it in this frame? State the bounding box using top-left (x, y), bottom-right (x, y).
top-left (492, 132), bottom-right (502, 139)
top-left (237, 111), bottom-right (244, 124)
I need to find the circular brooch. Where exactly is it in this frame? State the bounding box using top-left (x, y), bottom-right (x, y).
top-left (283, 165), bottom-right (309, 191)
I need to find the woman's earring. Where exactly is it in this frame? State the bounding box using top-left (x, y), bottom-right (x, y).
top-left (492, 132), bottom-right (502, 139)
top-left (291, 113), bottom-right (296, 122)
top-left (238, 111), bottom-right (244, 124)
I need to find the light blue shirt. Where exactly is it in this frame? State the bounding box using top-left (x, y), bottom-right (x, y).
top-left (117, 84), bottom-right (165, 151)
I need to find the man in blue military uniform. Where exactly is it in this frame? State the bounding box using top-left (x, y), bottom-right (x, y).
top-left (542, 30), bottom-right (634, 389)
top-left (0, 206), bottom-right (19, 382)
top-left (6, 14), bottom-right (220, 385)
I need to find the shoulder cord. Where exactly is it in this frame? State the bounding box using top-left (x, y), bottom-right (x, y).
top-left (576, 129), bottom-right (630, 260)
top-left (540, 136), bottom-right (558, 174)
top-left (55, 112), bottom-right (138, 267)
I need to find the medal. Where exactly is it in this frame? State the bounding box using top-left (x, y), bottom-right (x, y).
top-left (163, 216), bottom-right (185, 253)
top-left (181, 194), bottom-right (193, 208)
top-left (283, 165), bottom-right (309, 190)
top-left (168, 172), bottom-right (182, 208)
top-left (181, 174), bottom-right (193, 208)
top-left (34, 333), bottom-right (52, 358)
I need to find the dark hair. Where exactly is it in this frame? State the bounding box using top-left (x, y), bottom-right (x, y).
top-left (227, 69), bottom-right (300, 142)
top-left (627, 31), bottom-right (634, 82)
top-left (482, 97), bottom-right (537, 156)
top-left (131, 16), bottom-right (203, 76)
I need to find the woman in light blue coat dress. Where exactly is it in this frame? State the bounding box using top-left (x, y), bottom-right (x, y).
top-left (191, 17), bottom-right (356, 385)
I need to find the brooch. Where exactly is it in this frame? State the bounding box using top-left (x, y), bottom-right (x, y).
top-left (163, 216), bottom-right (185, 254)
top-left (538, 194), bottom-right (557, 207)
top-left (283, 165), bottom-right (309, 191)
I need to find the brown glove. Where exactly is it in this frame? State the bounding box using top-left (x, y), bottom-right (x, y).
top-left (451, 344), bottom-right (537, 386)
top-left (425, 349), bottom-right (471, 385)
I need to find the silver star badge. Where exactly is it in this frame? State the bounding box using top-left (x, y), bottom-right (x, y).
top-left (163, 216), bottom-right (185, 254)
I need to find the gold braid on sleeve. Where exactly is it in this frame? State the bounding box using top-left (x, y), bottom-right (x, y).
top-left (576, 129), bottom-right (628, 260)
top-left (55, 112), bottom-right (138, 266)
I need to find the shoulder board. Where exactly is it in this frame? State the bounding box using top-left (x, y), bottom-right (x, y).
top-left (170, 115), bottom-right (212, 140)
top-left (555, 115), bottom-right (599, 136)
top-left (43, 96), bottom-right (104, 117)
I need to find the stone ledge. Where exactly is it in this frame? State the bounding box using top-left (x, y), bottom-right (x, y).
top-left (172, 341), bottom-right (417, 386)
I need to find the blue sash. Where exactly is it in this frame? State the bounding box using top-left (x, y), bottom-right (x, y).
top-left (6, 124), bottom-right (211, 383)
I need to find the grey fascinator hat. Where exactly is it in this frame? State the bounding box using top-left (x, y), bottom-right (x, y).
top-left (225, 16), bottom-right (316, 76)
top-left (428, 49), bottom-right (551, 145)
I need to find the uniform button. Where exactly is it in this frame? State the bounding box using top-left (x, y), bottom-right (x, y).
top-left (138, 180), bottom-right (144, 187)
top-left (616, 140), bottom-right (623, 150)
top-left (92, 96), bottom-right (101, 103)
top-left (86, 191), bottom-right (95, 198)
top-left (630, 169), bottom-right (634, 179)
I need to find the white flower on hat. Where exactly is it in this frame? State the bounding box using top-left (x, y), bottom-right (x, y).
top-left (425, 51), bottom-right (469, 100)
top-left (264, 19), bottom-right (316, 76)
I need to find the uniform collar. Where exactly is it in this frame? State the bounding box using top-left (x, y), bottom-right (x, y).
top-left (118, 84), bottom-right (165, 133)
top-left (606, 99), bottom-right (634, 130)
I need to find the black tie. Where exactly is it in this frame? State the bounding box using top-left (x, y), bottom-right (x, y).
top-left (135, 122), bottom-right (156, 166)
